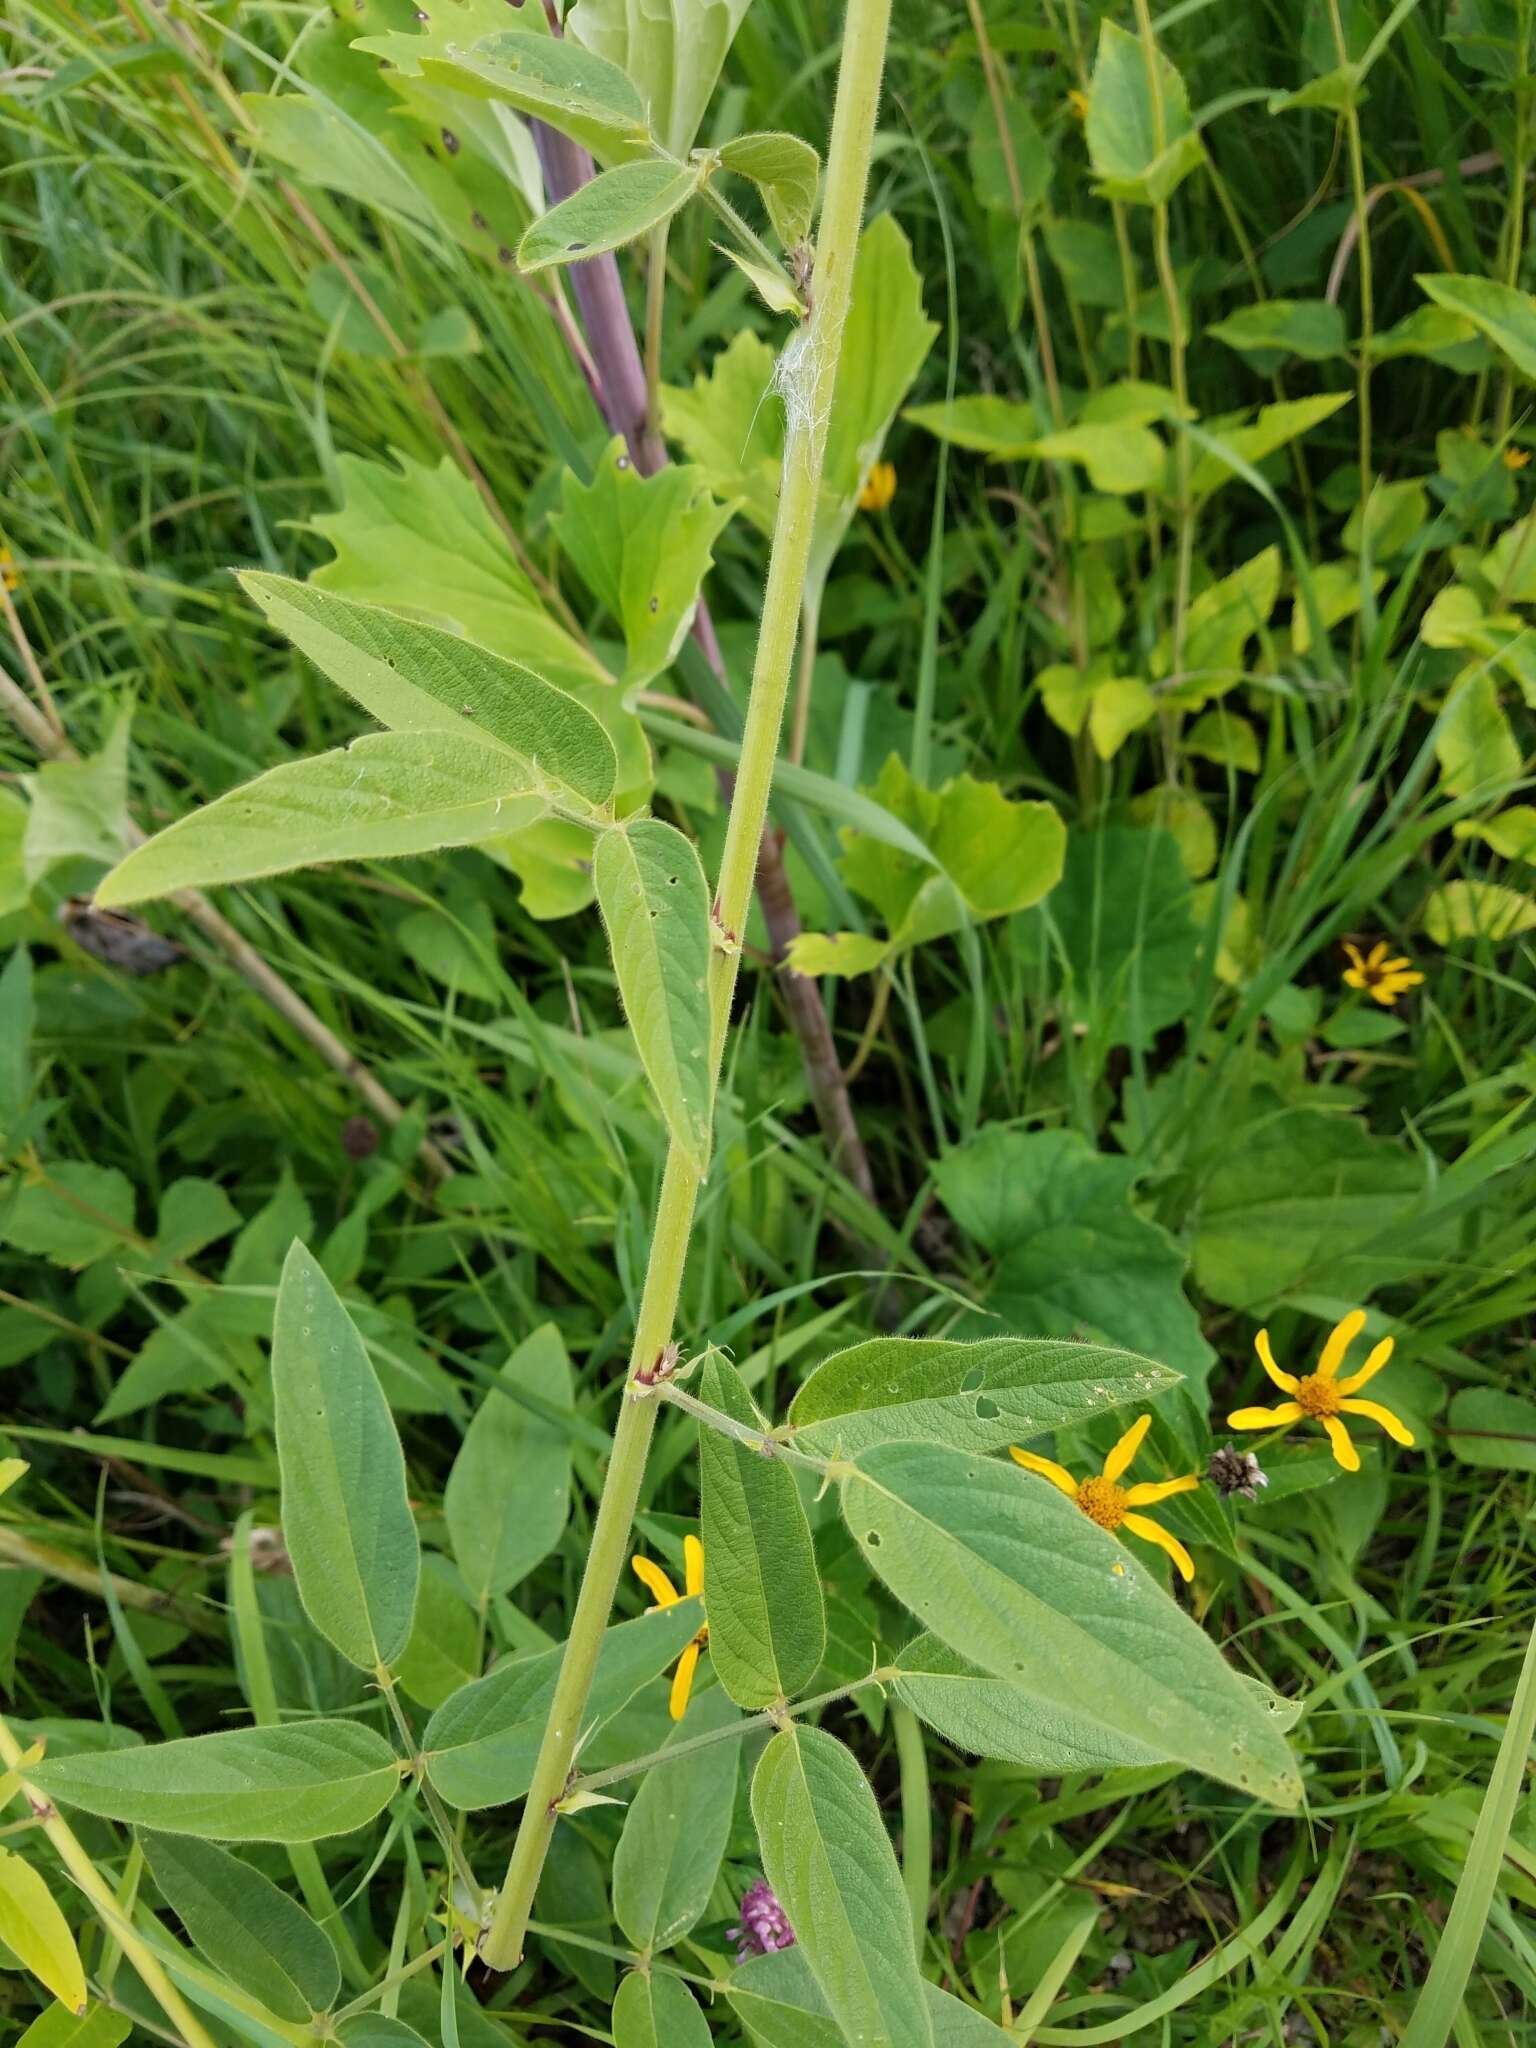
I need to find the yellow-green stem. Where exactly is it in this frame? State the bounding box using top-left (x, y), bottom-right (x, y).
top-left (478, 0), bottom-right (895, 1967)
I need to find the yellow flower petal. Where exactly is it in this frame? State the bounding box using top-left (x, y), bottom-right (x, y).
top-left (633, 1556), bottom-right (680, 1608)
top-left (1123, 1473), bottom-right (1200, 1507)
top-left (1335, 1335), bottom-right (1394, 1394)
top-left (1321, 1414), bottom-right (1360, 1471)
top-left (1122, 1513), bottom-right (1195, 1583)
top-left (1103, 1412), bottom-right (1152, 1484)
top-left (668, 1639), bottom-right (701, 1720)
top-left (1378, 956), bottom-right (1414, 974)
top-left (1228, 1402), bottom-right (1303, 1430)
top-left (1342, 967), bottom-right (1368, 991)
top-left (1317, 1309), bottom-right (1367, 1380)
top-left (1339, 1397), bottom-right (1415, 1446)
top-left (684, 1532), bottom-right (705, 1599)
top-left (1255, 1328), bottom-right (1299, 1393)
top-left (1342, 942), bottom-right (1367, 972)
top-left (1366, 941), bottom-right (1391, 969)
top-left (1010, 1446), bottom-right (1080, 1497)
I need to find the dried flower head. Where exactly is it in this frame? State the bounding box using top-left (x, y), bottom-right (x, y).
top-left (1207, 1443), bottom-right (1268, 1501)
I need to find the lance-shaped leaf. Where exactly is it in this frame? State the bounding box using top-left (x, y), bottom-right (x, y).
top-left (892, 1632), bottom-right (1161, 1770)
top-left (719, 131), bottom-right (820, 246)
top-left (26, 1723), bottom-right (403, 1842)
top-left (568, 0), bottom-right (751, 158)
top-left (699, 1356), bottom-right (824, 1705)
top-left (788, 1335), bottom-right (1177, 1458)
top-left (751, 1726), bottom-right (933, 2048)
top-left (377, 30), bottom-right (651, 165)
top-left (0, 1848), bottom-right (87, 2014)
top-left (140, 1832), bottom-right (341, 2021)
top-left (611, 1971), bottom-right (712, 2048)
top-left (423, 1601), bottom-right (704, 1809)
top-left (730, 1948), bottom-right (1011, 2047)
top-left (841, 1442), bottom-right (1302, 1808)
top-left (94, 733), bottom-right (550, 910)
top-left (593, 819), bottom-right (714, 1169)
top-left (272, 1241), bottom-right (420, 1674)
top-left (520, 158), bottom-right (702, 272)
top-left (446, 1324), bottom-right (573, 1608)
top-left (612, 1684), bottom-right (738, 1952)
top-left (240, 575), bottom-right (617, 806)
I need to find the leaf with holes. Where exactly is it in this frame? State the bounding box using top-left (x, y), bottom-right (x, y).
top-left (593, 819), bottom-right (714, 1169)
top-left (520, 159), bottom-right (702, 273)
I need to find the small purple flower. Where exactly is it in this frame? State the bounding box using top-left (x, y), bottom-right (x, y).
top-left (728, 1877), bottom-right (796, 1960)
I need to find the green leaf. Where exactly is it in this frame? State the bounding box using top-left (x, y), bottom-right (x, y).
top-left (731, 1947), bottom-right (1012, 2047)
top-left (22, 713), bottom-right (132, 887)
top-left (719, 131), bottom-right (820, 246)
top-left (1153, 545), bottom-right (1282, 702)
top-left (94, 733), bottom-right (553, 910)
top-left (140, 1831), bottom-right (341, 2021)
top-left (446, 1324), bottom-right (573, 1607)
top-left (788, 1333), bottom-right (1179, 1459)
top-left (1206, 299), bottom-right (1347, 362)
top-left (1446, 1387), bottom-right (1536, 1472)
top-left (661, 331), bottom-right (783, 534)
top-left (751, 1726), bottom-right (933, 2048)
top-left (423, 1601), bottom-right (704, 1809)
top-left (612, 1684), bottom-right (738, 1951)
top-left (1086, 20), bottom-right (1205, 204)
top-left (968, 94), bottom-right (1051, 217)
top-left (698, 1356), bottom-right (824, 1706)
top-left (16, 2009), bottom-right (131, 2048)
top-left (1372, 304), bottom-right (1490, 372)
top-left (841, 1442), bottom-right (1301, 1807)
top-left (1026, 424), bottom-right (1165, 494)
top-left (336, 2019), bottom-right (433, 2047)
top-left (272, 1241), bottom-right (420, 1673)
top-left (1422, 878), bottom-right (1536, 943)
top-left (1436, 671), bottom-right (1521, 798)
top-left (1039, 826), bottom-right (1201, 1049)
top-left (1184, 708), bottom-right (1260, 771)
top-left (1418, 273), bottom-right (1536, 379)
top-left (27, 1722), bottom-right (402, 1841)
top-left (893, 1631), bottom-right (1161, 1770)
top-left (568, 0), bottom-right (750, 157)
top-left (395, 30), bottom-right (650, 164)
top-left (593, 819), bottom-right (714, 1169)
top-left (0, 1162), bottom-right (135, 1268)
top-left (0, 1846), bottom-right (87, 2014)
top-left (1190, 392), bottom-right (1352, 500)
top-left (715, 243), bottom-right (804, 316)
top-left (0, 947), bottom-right (34, 1148)
top-left (241, 574), bottom-right (617, 806)
top-left (155, 1178), bottom-right (242, 1265)
top-left (611, 1970), bottom-right (713, 2048)
top-left (520, 159), bottom-right (702, 272)
top-left (554, 440), bottom-right (735, 688)
top-left (395, 1564), bottom-right (479, 1711)
top-left (903, 394), bottom-right (1039, 457)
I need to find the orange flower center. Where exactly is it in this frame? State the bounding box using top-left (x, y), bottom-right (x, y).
top-left (1295, 1373), bottom-right (1341, 1418)
top-left (1076, 1475), bottom-right (1128, 1531)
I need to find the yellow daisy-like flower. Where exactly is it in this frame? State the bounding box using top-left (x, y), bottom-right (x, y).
top-left (1342, 938), bottom-right (1425, 1006)
top-left (1227, 1309), bottom-right (1414, 1473)
top-left (857, 461), bottom-right (896, 513)
top-left (1504, 446), bottom-right (1530, 470)
top-left (1067, 87), bottom-right (1090, 120)
top-left (1010, 1414), bottom-right (1200, 1582)
top-left (632, 1534), bottom-right (707, 1720)
top-left (0, 547), bottom-right (18, 594)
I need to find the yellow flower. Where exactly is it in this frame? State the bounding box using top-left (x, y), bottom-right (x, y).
top-left (1227, 1309), bottom-right (1414, 1473)
top-left (1504, 446), bottom-right (1530, 470)
top-left (857, 461), bottom-right (896, 513)
top-left (1067, 87), bottom-right (1090, 120)
top-left (0, 547), bottom-right (17, 594)
top-left (1010, 1414), bottom-right (1200, 1582)
top-left (1342, 938), bottom-right (1424, 1006)
top-left (632, 1534), bottom-right (707, 1720)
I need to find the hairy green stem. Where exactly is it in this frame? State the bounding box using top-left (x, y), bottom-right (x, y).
top-left (479, 0), bottom-right (895, 1967)
top-left (656, 1380), bottom-right (836, 1473)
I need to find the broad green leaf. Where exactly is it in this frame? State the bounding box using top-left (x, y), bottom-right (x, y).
top-left (22, 713), bottom-right (132, 887)
top-left (94, 734), bottom-right (551, 910)
top-left (893, 1631), bottom-right (1159, 1769)
top-left (788, 1334), bottom-right (1178, 1459)
top-left (241, 576), bottom-right (616, 807)
top-left (272, 1241), bottom-right (419, 1673)
top-left (612, 1684), bottom-right (738, 1951)
top-left (337, 2019), bottom-right (433, 2047)
top-left (783, 930), bottom-right (892, 977)
top-left (1153, 545), bottom-right (1281, 702)
top-left (16, 2009), bottom-right (131, 2048)
top-left (520, 159), bottom-right (702, 272)
top-left (1190, 392), bottom-right (1352, 500)
top-left (698, 1356), bottom-right (824, 1706)
top-left (154, 1178), bottom-right (241, 1265)
top-left (968, 94), bottom-right (1051, 217)
top-left (1344, 477), bottom-right (1429, 560)
top-left (1456, 806), bottom-right (1536, 861)
top-left (611, 1970), bottom-right (713, 2048)
top-left (903, 394), bottom-right (1039, 457)
top-left (1038, 826), bottom-right (1201, 1050)
top-left (26, 1722), bottom-right (402, 1842)
top-left (719, 131), bottom-right (820, 246)
top-left (553, 440), bottom-right (736, 686)
top-left (446, 1325), bottom-right (573, 1606)
top-left (569, 0), bottom-right (750, 157)
top-left (395, 1563), bottom-right (479, 1711)
top-left (392, 31), bottom-right (651, 164)
top-left (593, 819), bottom-right (714, 1168)
top-left (0, 1847), bottom-right (86, 2013)
top-left (841, 1442), bottom-right (1301, 1807)
top-left (1372, 304), bottom-right (1490, 372)
top-left (1127, 786), bottom-right (1217, 879)
top-left (1206, 299), bottom-right (1347, 362)
top-left (661, 330), bottom-right (783, 534)
top-left (731, 1947), bottom-right (1011, 2047)
top-left (751, 1726), bottom-right (933, 2048)
top-left (140, 1831), bottom-right (340, 2020)
top-left (0, 1162), bottom-right (135, 1268)
top-left (423, 1601), bottom-right (704, 1809)
top-left (1418, 273), bottom-right (1536, 379)
top-left (244, 95), bottom-right (435, 234)
top-left (307, 453), bottom-right (608, 700)
top-left (1436, 671), bottom-right (1521, 798)
top-left (1086, 20), bottom-right (1205, 205)
top-left (1446, 1388), bottom-right (1536, 1472)
top-left (1026, 423), bottom-right (1165, 494)
top-left (1423, 878), bottom-right (1536, 943)
top-left (1184, 708), bottom-right (1260, 771)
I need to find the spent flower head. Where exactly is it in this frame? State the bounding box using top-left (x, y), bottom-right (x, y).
top-left (1011, 1414), bottom-right (1200, 1582)
top-left (1207, 1443), bottom-right (1268, 1501)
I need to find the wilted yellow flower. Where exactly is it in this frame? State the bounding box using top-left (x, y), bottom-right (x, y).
top-left (1011, 1414), bottom-right (1200, 1581)
top-left (1342, 938), bottom-right (1424, 1006)
top-left (857, 461), bottom-right (896, 513)
top-left (1504, 447), bottom-right (1530, 470)
top-left (1228, 1309), bottom-right (1414, 1473)
top-left (1067, 88), bottom-right (1090, 119)
top-left (632, 1534), bottom-right (707, 1719)
top-left (0, 548), bottom-right (17, 594)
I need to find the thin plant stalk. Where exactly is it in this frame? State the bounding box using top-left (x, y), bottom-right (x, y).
top-left (478, 0), bottom-right (897, 1967)
top-left (1328, 0), bottom-right (1374, 504)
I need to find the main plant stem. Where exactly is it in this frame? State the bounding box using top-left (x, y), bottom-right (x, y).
top-left (479, 0), bottom-right (895, 1967)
